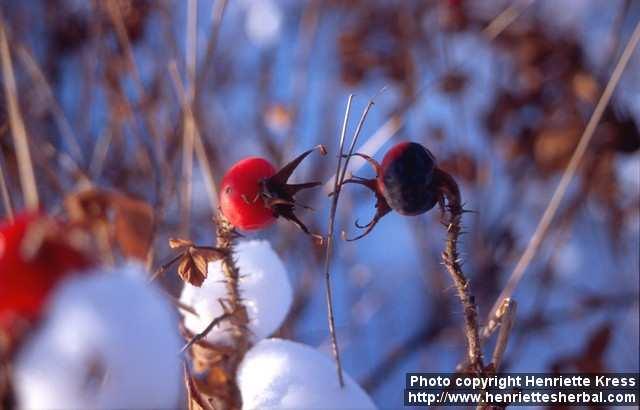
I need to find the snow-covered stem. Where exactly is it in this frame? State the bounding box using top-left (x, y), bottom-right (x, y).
top-left (180, 312), bottom-right (233, 354)
top-left (214, 211), bottom-right (249, 409)
top-left (216, 212), bottom-right (249, 351)
top-left (436, 168), bottom-right (484, 373)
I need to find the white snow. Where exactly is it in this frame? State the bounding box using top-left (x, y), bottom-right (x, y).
top-left (13, 263), bottom-right (183, 410)
top-left (237, 338), bottom-right (377, 410)
top-left (244, 0), bottom-right (283, 47)
top-left (180, 239), bottom-right (292, 346)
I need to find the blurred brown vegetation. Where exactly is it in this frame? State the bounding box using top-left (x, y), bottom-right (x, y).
top-left (1, 1), bottom-right (639, 408)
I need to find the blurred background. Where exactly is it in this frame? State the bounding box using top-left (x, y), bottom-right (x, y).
top-left (1, 0), bottom-right (639, 407)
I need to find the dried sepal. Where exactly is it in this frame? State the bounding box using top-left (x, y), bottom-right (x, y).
top-left (338, 153), bottom-right (392, 241)
top-left (261, 145), bottom-right (327, 242)
top-left (339, 145), bottom-right (455, 241)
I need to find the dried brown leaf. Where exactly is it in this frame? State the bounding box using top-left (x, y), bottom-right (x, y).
top-left (64, 188), bottom-right (154, 261)
top-left (169, 237), bottom-right (194, 250)
top-left (175, 246), bottom-right (226, 287)
top-left (177, 255), bottom-right (207, 287)
top-left (112, 194), bottom-right (154, 261)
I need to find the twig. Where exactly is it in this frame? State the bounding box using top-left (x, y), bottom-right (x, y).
top-left (194, 0), bottom-right (228, 92)
top-left (103, 0), bottom-right (163, 207)
top-left (170, 296), bottom-right (199, 318)
top-left (324, 94), bottom-right (377, 387)
top-left (475, 300), bottom-right (516, 410)
top-left (0, 18), bottom-right (39, 211)
top-left (215, 211), bottom-right (249, 371)
top-left (490, 299), bottom-right (516, 371)
top-left (149, 252), bottom-right (184, 282)
top-left (16, 46), bottom-right (84, 166)
top-left (321, 94), bottom-right (353, 388)
top-left (482, 0), bottom-right (536, 41)
top-left (436, 169), bottom-right (483, 373)
top-left (168, 62), bottom-right (219, 214)
top-left (283, 0), bottom-right (321, 156)
top-left (488, 18), bottom-right (640, 320)
top-left (180, 0), bottom-right (198, 236)
top-left (180, 312), bottom-right (232, 354)
top-left (0, 152), bottom-right (13, 221)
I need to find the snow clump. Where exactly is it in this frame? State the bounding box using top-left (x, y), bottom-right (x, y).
top-left (13, 263), bottom-right (183, 409)
top-left (180, 239), bottom-right (292, 346)
top-left (237, 338), bottom-right (376, 410)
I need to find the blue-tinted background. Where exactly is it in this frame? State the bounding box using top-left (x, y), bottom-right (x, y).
top-left (1, 1), bottom-right (639, 408)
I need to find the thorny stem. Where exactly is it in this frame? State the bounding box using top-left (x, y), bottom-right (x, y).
top-left (216, 212), bottom-right (249, 345)
top-left (436, 168), bottom-right (484, 373)
top-left (204, 211), bottom-right (249, 409)
top-left (180, 312), bottom-right (233, 354)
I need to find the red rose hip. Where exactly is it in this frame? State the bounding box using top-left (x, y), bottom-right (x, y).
top-left (219, 145), bottom-right (326, 239)
top-left (220, 157), bottom-right (277, 230)
top-left (0, 212), bottom-right (90, 335)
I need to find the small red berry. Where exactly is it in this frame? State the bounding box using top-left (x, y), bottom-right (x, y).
top-left (0, 212), bottom-right (90, 335)
top-left (220, 157), bottom-right (277, 230)
top-left (341, 141), bottom-right (458, 240)
top-left (219, 145), bottom-right (327, 239)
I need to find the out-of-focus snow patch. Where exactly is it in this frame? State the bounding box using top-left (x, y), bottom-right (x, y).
top-left (180, 240), bottom-right (292, 345)
top-left (244, 0), bottom-right (283, 47)
top-left (554, 239), bottom-right (582, 278)
top-left (13, 263), bottom-right (182, 410)
top-left (238, 338), bottom-right (376, 410)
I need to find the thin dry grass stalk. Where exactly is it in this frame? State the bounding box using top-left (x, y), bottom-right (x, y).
top-left (16, 46), bottom-right (84, 165)
top-left (0, 153), bottom-right (13, 221)
top-left (321, 94), bottom-right (353, 388)
top-left (168, 62), bottom-right (219, 213)
top-left (490, 299), bottom-right (517, 371)
top-left (0, 19), bottom-right (39, 211)
top-left (180, 0), bottom-right (198, 236)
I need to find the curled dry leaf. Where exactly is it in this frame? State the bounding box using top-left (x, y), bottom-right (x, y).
top-left (169, 238), bottom-right (227, 287)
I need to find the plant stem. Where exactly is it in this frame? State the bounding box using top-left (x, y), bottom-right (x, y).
top-left (321, 95), bottom-right (353, 388)
top-left (216, 212), bottom-right (250, 354)
top-left (436, 168), bottom-right (484, 373)
top-left (203, 211), bottom-right (248, 409)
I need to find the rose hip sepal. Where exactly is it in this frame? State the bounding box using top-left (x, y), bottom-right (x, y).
top-left (340, 141), bottom-right (460, 240)
top-left (219, 145), bottom-right (326, 241)
top-left (0, 212), bottom-right (91, 339)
